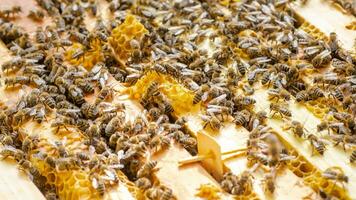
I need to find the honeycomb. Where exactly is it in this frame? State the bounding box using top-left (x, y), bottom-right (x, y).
top-left (304, 98), bottom-right (341, 121)
top-left (65, 39), bottom-right (104, 69)
top-left (299, 20), bottom-right (328, 41)
top-left (108, 14), bottom-right (148, 62)
top-left (274, 132), bottom-right (350, 200)
top-left (129, 71), bottom-right (199, 115)
top-left (195, 184), bottom-right (222, 200)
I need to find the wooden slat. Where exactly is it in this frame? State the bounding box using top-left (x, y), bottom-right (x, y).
top-left (0, 159), bottom-right (46, 200)
top-left (178, 110), bottom-right (317, 200)
top-left (291, 0), bottom-right (356, 51)
top-left (251, 86), bottom-right (355, 198)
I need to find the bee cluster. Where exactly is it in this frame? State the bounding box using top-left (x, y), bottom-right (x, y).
top-left (0, 0), bottom-right (355, 199)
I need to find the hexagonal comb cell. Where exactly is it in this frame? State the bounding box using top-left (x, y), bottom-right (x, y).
top-left (129, 71), bottom-right (198, 115)
top-left (65, 39), bottom-right (104, 69)
top-left (109, 14), bottom-right (148, 62)
top-left (299, 21), bottom-right (328, 41)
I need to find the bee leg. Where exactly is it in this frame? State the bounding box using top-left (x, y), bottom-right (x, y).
top-left (55, 127), bottom-right (60, 134)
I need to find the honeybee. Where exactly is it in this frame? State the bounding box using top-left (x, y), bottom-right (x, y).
top-left (307, 134), bottom-right (326, 156)
top-left (104, 115), bottom-right (123, 136)
top-left (233, 171), bottom-right (252, 195)
top-left (201, 114), bottom-right (222, 131)
top-left (270, 103), bottom-right (292, 118)
top-left (81, 103), bottom-right (99, 119)
top-left (330, 134), bottom-right (356, 150)
top-left (4, 76), bottom-right (30, 87)
top-left (350, 150), bottom-right (356, 163)
top-left (263, 169), bottom-right (276, 194)
top-left (145, 187), bottom-right (164, 199)
top-left (68, 85), bottom-right (85, 105)
top-left (284, 120), bottom-right (307, 137)
top-left (0, 6), bottom-right (22, 18)
top-left (137, 160), bottom-right (158, 178)
top-left (0, 145), bottom-right (23, 160)
top-left (329, 88), bottom-right (344, 102)
top-left (44, 155), bottom-right (56, 169)
top-left (322, 166), bottom-right (348, 188)
top-left (234, 110), bottom-right (250, 126)
top-left (193, 84), bottom-right (209, 104)
top-left (95, 85), bottom-right (116, 105)
top-left (149, 134), bottom-right (171, 153)
top-left (295, 90), bottom-right (309, 102)
top-left (311, 49), bottom-right (332, 67)
top-left (92, 176), bottom-right (106, 196)
top-left (268, 88), bottom-right (290, 102)
top-left (135, 177), bottom-right (152, 190)
top-left (160, 188), bottom-right (174, 200)
top-left (74, 78), bottom-right (94, 94)
top-left (27, 10), bottom-right (45, 21)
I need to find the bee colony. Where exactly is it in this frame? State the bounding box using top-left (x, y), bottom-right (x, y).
top-left (0, 0), bottom-right (355, 199)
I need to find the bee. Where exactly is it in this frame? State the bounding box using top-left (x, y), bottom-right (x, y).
top-left (44, 155), bottom-right (56, 169)
top-left (21, 136), bottom-right (35, 153)
top-left (207, 104), bottom-right (232, 120)
top-left (137, 160), bottom-right (158, 178)
top-left (18, 159), bottom-right (32, 171)
top-left (295, 90), bottom-right (309, 102)
top-left (54, 140), bottom-right (68, 158)
top-left (268, 88), bottom-right (290, 102)
top-left (307, 134), bottom-right (326, 156)
top-left (161, 188), bottom-right (173, 200)
top-left (234, 110), bottom-right (250, 126)
top-left (27, 10), bottom-right (45, 21)
top-left (51, 115), bottom-right (75, 133)
top-left (81, 103), bottom-right (99, 119)
top-left (4, 76), bottom-right (30, 87)
top-left (232, 171), bottom-right (252, 195)
top-left (40, 92), bottom-right (55, 109)
top-left (322, 166), bottom-right (348, 188)
top-left (330, 88), bottom-right (344, 102)
top-left (45, 192), bottom-right (57, 200)
top-left (193, 84), bottom-right (209, 104)
top-left (105, 116), bottom-right (124, 137)
top-left (263, 170), bottom-right (276, 194)
top-left (350, 150), bottom-right (356, 163)
top-left (93, 139), bottom-right (109, 154)
top-left (1, 57), bottom-right (26, 73)
top-left (149, 135), bottom-right (171, 152)
top-left (311, 49), bottom-right (332, 67)
top-left (284, 120), bottom-right (307, 138)
top-left (201, 114), bottom-right (222, 131)
top-left (161, 98), bottom-right (174, 114)
top-left (92, 177), bottom-right (106, 196)
top-left (269, 103), bottom-right (292, 118)
top-left (0, 145), bottom-right (22, 160)
top-left (135, 177), bottom-right (152, 190)
top-left (145, 187), bottom-right (164, 199)
top-left (68, 85), bottom-right (85, 105)
top-left (148, 107), bottom-right (161, 121)
top-left (30, 104), bottom-right (47, 123)
top-left (330, 134), bottom-right (356, 150)
top-left (261, 70), bottom-right (273, 86)
top-left (146, 81), bottom-right (159, 96)
top-left (1, 135), bottom-right (13, 146)
top-left (74, 78), bottom-right (94, 94)
top-left (95, 85), bottom-right (116, 105)
top-left (0, 6), bottom-right (22, 18)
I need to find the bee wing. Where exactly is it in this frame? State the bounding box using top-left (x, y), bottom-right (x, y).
top-left (103, 169), bottom-right (117, 181)
top-left (33, 77), bottom-right (46, 86)
top-left (92, 177), bottom-right (99, 189)
top-left (201, 91), bottom-right (209, 102)
top-left (28, 107), bottom-right (37, 116)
